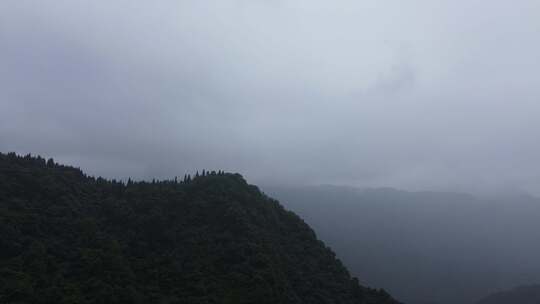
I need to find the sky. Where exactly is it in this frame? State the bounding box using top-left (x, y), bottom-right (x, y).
top-left (1, 0), bottom-right (540, 195)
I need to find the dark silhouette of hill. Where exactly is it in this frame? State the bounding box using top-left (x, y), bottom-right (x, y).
top-left (265, 185), bottom-right (540, 304)
top-left (476, 285), bottom-right (540, 304)
top-left (0, 152), bottom-right (399, 304)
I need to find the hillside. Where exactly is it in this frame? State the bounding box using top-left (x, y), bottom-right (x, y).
top-left (265, 185), bottom-right (540, 304)
top-left (0, 152), bottom-right (399, 304)
top-left (476, 285), bottom-right (540, 304)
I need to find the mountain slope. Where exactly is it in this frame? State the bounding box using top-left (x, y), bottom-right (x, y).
top-left (0, 152), bottom-right (399, 304)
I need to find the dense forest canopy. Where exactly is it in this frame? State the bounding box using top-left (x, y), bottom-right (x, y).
top-left (0, 152), bottom-right (399, 304)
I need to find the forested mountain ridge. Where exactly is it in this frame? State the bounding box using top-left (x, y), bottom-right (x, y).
top-left (0, 152), bottom-right (399, 304)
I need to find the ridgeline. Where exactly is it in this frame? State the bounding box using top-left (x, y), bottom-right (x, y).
top-left (0, 152), bottom-right (399, 304)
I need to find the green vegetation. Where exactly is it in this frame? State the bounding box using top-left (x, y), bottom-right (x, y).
top-left (0, 152), bottom-right (398, 304)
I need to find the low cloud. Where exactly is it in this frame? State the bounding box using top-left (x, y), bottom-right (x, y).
top-left (1, 0), bottom-right (540, 195)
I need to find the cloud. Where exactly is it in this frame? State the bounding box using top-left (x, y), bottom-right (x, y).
top-left (1, 0), bottom-right (540, 194)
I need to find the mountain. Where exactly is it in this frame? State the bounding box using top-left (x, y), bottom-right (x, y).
top-left (0, 152), bottom-right (399, 304)
top-left (265, 185), bottom-right (540, 304)
top-left (476, 285), bottom-right (540, 304)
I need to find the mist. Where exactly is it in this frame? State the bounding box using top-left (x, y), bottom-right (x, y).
top-left (265, 184), bottom-right (540, 304)
top-left (1, 1), bottom-right (540, 195)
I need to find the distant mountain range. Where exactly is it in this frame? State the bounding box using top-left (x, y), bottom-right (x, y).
top-left (265, 184), bottom-right (540, 304)
top-left (476, 285), bottom-right (540, 304)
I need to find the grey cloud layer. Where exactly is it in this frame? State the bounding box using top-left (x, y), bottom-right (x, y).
top-left (1, 0), bottom-right (539, 194)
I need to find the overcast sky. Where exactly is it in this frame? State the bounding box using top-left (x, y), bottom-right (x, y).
top-left (1, 1), bottom-right (539, 194)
